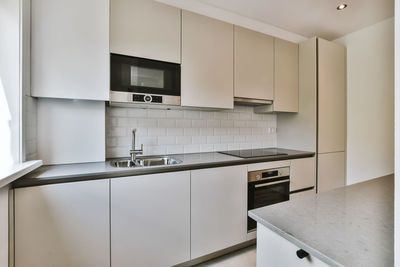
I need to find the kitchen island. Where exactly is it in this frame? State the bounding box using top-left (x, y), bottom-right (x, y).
top-left (248, 175), bottom-right (393, 267)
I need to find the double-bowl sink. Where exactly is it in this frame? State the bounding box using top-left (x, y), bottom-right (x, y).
top-left (111, 156), bottom-right (182, 168)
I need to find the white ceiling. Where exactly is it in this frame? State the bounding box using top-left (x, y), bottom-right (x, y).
top-left (195, 0), bottom-right (394, 40)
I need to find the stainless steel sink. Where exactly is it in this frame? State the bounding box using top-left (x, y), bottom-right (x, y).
top-left (110, 156), bottom-right (182, 168)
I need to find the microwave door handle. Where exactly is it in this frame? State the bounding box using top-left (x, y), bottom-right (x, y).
top-left (254, 179), bottom-right (290, 188)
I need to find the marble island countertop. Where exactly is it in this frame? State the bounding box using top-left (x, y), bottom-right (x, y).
top-left (249, 175), bottom-right (394, 267)
top-left (13, 148), bottom-right (314, 188)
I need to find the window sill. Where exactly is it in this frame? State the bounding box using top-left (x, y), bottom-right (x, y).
top-left (0, 160), bottom-right (43, 188)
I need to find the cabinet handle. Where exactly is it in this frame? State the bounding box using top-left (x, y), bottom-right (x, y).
top-left (296, 249), bottom-right (309, 259)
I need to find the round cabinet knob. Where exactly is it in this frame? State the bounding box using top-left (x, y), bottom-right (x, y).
top-left (256, 174), bottom-right (261, 179)
top-left (144, 95), bottom-right (152, 103)
top-left (296, 249), bottom-right (309, 259)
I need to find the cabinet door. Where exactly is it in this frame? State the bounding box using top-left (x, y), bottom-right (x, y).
top-left (318, 152), bottom-right (345, 193)
top-left (290, 157), bottom-right (316, 192)
top-left (14, 180), bottom-right (110, 267)
top-left (318, 38), bottom-right (346, 153)
top-left (234, 26), bottom-right (273, 100)
top-left (31, 0), bottom-right (109, 100)
top-left (191, 165), bottom-right (247, 259)
top-left (110, 0), bottom-right (181, 63)
top-left (181, 11), bottom-right (234, 109)
top-left (274, 38), bottom-right (299, 112)
top-left (257, 223), bottom-right (328, 267)
top-left (111, 172), bottom-right (190, 267)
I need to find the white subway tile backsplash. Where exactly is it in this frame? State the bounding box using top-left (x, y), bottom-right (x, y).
top-left (184, 110), bottom-right (200, 119)
top-left (166, 145), bottom-right (184, 154)
top-left (184, 144), bottom-right (200, 153)
top-left (148, 128), bottom-right (166, 136)
top-left (158, 136), bottom-right (176, 145)
top-left (176, 119), bottom-right (191, 128)
top-left (158, 119), bottom-right (176, 128)
top-left (207, 120), bottom-right (220, 128)
top-left (176, 136), bottom-right (192, 145)
top-left (167, 128), bottom-right (184, 136)
top-left (148, 109), bottom-right (166, 118)
top-left (166, 110), bottom-right (183, 118)
top-left (192, 119), bottom-right (207, 128)
top-left (184, 128), bottom-right (199, 136)
top-left (106, 106), bottom-right (277, 158)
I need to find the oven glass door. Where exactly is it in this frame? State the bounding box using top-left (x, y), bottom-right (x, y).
top-left (111, 53), bottom-right (180, 96)
top-left (248, 179), bottom-right (289, 231)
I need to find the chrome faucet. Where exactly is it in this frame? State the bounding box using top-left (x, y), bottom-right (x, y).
top-left (130, 129), bottom-right (143, 162)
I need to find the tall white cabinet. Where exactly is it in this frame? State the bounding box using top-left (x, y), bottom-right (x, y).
top-left (14, 180), bottom-right (110, 267)
top-left (278, 37), bottom-right (346, 193)
top-left (30, 0), bottom-right (109, 100)
top-left (181, 11), bottom-right (234, 109)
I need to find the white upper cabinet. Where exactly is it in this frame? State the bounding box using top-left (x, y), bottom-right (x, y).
top-left (234, 26), bottom-right (274, 100)
top-left (110, 0), bottom-right (181, 63)
top-left (31, 0), bottom-right (109, 100)
top-left (318, 38), bottom-right (346, 153)
top-left (181, 11), bottom-right (234, 109)
top-left (274, 38), bottom-right (299, 112)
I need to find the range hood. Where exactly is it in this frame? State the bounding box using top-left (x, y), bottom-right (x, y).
top-left (233, 97), bottom-right (273, 106)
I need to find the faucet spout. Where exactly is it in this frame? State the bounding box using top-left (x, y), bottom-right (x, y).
top-left (130, 129), bottom-right (143, 162)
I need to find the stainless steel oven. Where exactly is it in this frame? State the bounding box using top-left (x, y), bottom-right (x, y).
top-left (247, 166), bottom-right (290, 232)
top-left (110, 53), bottom-right (181, 106)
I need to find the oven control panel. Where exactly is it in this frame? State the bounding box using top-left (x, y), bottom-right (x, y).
top-left (248, 166), bottom-right (290, 182)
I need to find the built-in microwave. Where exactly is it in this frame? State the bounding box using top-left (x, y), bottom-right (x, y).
top-left (110, 53), bottom-right (181, 105)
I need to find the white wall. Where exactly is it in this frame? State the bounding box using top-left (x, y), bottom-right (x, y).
top-left (394, 0), bottom-right (399, 265)
top-left (335, 18), bottom-right (394, 185)
top-left (106, 106), bottom-right (277, 158)
top-left (0, 0), bottom-right (22, 167)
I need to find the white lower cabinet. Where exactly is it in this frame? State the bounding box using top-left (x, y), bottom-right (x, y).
top-left (290, 157), bottom-right (316, 192)
top-left (257, 223), bottom-right (328, 267)
top-left (190, 165), bottom-right (248, 259)
top-left (14, 180), bottom-right (110, 267)
top-left (110, 171), bottom-right (190, 267)
top-left (290, 188), bottom-right (316, 200)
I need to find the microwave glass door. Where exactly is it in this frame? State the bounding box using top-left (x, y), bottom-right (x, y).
top-left (111, 54), bottom-right (180, 96)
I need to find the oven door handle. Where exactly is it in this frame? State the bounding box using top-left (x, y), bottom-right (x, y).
top-left (254, 179), bottom-right (290, 188)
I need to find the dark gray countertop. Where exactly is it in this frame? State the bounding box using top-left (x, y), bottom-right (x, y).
top-left (13, 148), bottom-right (314, 188)
top-left (249, 175), bottom-right (394, 267)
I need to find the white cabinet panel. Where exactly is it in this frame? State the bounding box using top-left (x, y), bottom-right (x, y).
top-left (290, 157), bottom-right (316, 192)
top-left (181, 11), bottom-right (234, 109)
top-left (290, 188), bottom-right (316, 200)
top-left (191, 165), bottom-right (247, 259)
top-left (31, 0), bottom-right (109, 100)
top-left (14, 180), bottom-right (110, 267)
top-left (274, 38), bottom-right (299, 112)
top-left (318, 38), bottom-right (346, 153)
top-left (257, 223), bottom-right (328, 267)
top-left (110, 0), bottom-right (181, 63)
top-left (318, 152), bottom-right (346, 193)
top-left (37, 99), bottom-right (105, 165)
top-left (111, 172), bottom-right (190, 267)
top-left (234, 26), bottom-right (273, 100)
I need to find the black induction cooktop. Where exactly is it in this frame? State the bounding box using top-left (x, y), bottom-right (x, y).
top-left (219, 148), bottom-right (288, 159)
